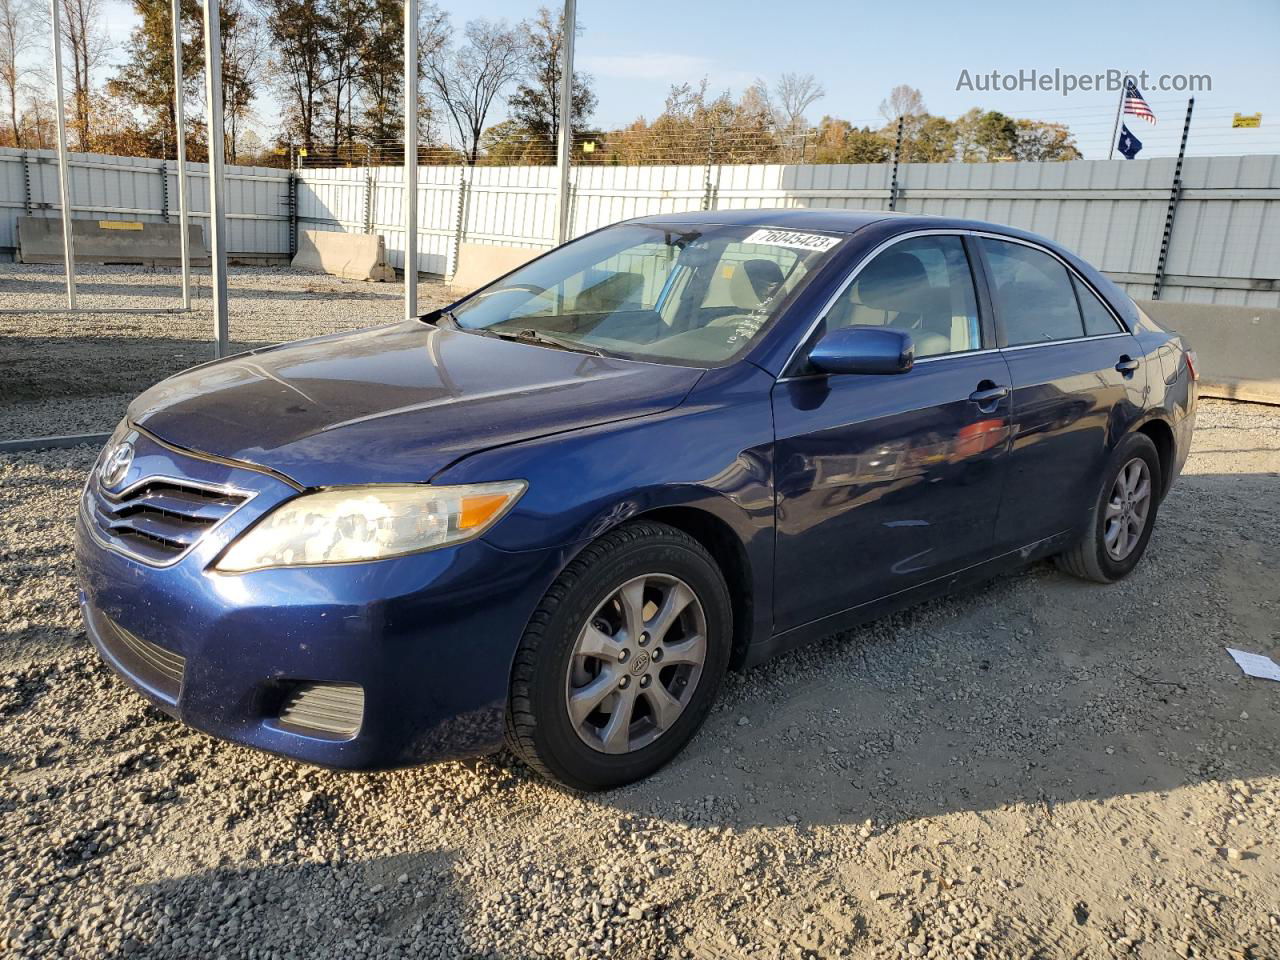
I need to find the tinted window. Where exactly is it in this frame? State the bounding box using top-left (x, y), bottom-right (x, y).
top-left (981, 238), bottom-right (1084, 345)
top-left (825, 235), bottom-right (981, 358)
top-left (1073, 274), bottom-right (1122, 336)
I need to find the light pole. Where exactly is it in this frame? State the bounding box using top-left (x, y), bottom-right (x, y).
top-left (48, 0), bottom-right (76, 308)
top-left (554, 0), bottom-right (576, 245)
top-left (171, 0), bottom-right (191, 311)
top-left (201, 0), bottom-right (229, 356)
top-left (403, 0), bottom-right (418, 320)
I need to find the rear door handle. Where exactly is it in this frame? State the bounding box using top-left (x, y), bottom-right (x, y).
top-left (1115, 356), bottom-right (1140, 374)
top-left (968, 384), bottom-right (1010, 406)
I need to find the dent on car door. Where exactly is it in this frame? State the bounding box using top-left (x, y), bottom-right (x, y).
top-left (977, 236), bottom-right (1147, 550)
top-left (771, 234), bottom-right (1013, 633)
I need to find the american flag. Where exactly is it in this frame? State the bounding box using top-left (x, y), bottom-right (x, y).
top-left (1122, 80), bottom-right (1157, 125)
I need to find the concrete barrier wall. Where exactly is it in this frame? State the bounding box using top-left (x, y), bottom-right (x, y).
top-left (291, 229), bottom-right (396, 282)
top-left (1138, 300), bottom-right (1280, 405)
top-left (17, 216), bottom-right (209, 266)
top-left (449, 242), bottom-right (543, 294)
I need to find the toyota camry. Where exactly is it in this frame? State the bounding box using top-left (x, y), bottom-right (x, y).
top-left (76, 209), bottom-right (1198, 790)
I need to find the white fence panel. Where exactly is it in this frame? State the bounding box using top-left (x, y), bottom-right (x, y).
top-left (3, 147), bottom-right (1277, 305)
top-left (0, 147), bottom-right (292, 258)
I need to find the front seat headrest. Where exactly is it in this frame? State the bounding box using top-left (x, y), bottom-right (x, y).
top-left (729, 259), bottom-right (786, 310)
top-left (857, 252), bottom-right (929, 312)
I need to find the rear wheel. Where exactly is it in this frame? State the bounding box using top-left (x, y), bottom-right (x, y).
top-left (1054, 432), bottom-right (1162, 583)
top-left (505, 521), bottom-right (731, 790)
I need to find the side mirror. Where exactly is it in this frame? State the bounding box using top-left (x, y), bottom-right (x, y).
top-left (807, 325), bottom-right (914, 376)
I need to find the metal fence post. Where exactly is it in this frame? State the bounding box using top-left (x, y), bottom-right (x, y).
top-left (21, 152), bottom-right (32, 214)
top-left (702, 129), bottom-right (716, 210)
top-left (888, 116), bottom-right (904, 212)
top-left (449, 172), bottom-right (468, 280)
top-left (1152, 98), bottom-right (1195, 301)
top-left (160, 161), bottom-right (170, 222)
top-left (287, 172), bottom-right (298, 259)
top-left (363, 169), bottom-right (375, 234)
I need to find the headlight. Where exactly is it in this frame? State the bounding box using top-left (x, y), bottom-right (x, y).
top-left (215, 481), bottom-right (526, 572)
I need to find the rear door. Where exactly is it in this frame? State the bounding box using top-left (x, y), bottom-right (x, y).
top-left (771, 233), bottom-right (1013, 632)
top-left (975, 235), bottom-right (1147, 550)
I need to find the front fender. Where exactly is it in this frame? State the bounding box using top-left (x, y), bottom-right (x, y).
top-left (433, 362), bottom-right (778, 644)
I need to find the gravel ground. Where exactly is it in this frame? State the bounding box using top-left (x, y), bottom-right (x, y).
top-left (1, 271), bottom-right (1278, 959)
top-left (1, 264), bottom-right (450, 439)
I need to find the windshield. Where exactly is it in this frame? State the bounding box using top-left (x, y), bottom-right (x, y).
top-left (444, 222), bottom-right (843, 366)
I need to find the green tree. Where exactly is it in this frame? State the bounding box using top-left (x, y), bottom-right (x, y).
top-left (107, 0), bottom-right (202, 157)
top-left (263, 0), bottom-right (331, 152)
top-left (505, 5), bottom-right (595, 160)
top-left (810, 116), bottom-right (891, 164)
top-left (1013, 118), bottom-right (1081, 161)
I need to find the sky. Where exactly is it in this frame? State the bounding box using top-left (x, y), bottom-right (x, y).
top-left (89, 0), bottom-right (1280, 159)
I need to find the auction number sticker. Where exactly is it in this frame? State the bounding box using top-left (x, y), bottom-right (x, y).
top-left (743, 229), bottom-right (841, 252)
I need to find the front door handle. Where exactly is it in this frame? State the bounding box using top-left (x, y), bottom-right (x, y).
top-left (1115, 356), bottom-right (1140, 374)
top-left (968, 384), bottom-right (1010, 407)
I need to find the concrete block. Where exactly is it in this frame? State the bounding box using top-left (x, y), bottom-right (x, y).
top-left (292, 229), bottom-right (396, 282)
top-left (17, 216), bottom-right (209, 266)
top-left (450, 242), bottom-right (545, 294)
top-left (1139, 299), bottom-right (1280, 405)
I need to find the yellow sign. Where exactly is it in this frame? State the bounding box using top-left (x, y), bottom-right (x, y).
top-left (98, 220), bottom-right (144, 231)
top-left (298, 148), bottom-right (308, 156)
top-left (1233, 113), bottom-right (1262, 128)
top-left (582, 140), bottom-right (596, 153)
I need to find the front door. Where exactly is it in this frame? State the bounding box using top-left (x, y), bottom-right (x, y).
top-left (771, 234), bottom-right (1012, 633)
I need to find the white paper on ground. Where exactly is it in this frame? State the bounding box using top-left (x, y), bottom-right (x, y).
top-left (1226, 648), bottom-right (1280, 682)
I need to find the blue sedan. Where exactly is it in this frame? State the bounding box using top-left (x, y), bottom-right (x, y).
top-left (76, 209), bottom-right (1198, 789)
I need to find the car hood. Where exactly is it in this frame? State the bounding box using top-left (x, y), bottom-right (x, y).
top-left (128, 321), bottom-right (705, 486)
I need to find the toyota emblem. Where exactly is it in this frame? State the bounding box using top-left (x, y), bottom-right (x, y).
top-left (99, 439), bottom-right (135, 489)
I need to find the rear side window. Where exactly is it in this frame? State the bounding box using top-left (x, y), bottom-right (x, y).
top-left (824, 235), bottom-right (981, 358)
top-left (981, 238), bottom-right (1084, 345)
top-left (1072, 275), bottom-right (1123, 335)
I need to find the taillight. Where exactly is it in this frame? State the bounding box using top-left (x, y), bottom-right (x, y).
top-left (1184, 350), bottom-right (1199, 381)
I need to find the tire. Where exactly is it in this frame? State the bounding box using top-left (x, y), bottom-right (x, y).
top-left (505, 520), bottom-right (732, 791)
top-left (1054, 432), bottom-right (1162, 583)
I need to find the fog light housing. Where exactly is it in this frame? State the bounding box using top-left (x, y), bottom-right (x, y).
top-left (276, 682), bottom-right (364, 739)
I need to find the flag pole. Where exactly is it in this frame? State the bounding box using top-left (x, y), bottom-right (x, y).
top-left (1108, 74), bottom-right (1131, 160)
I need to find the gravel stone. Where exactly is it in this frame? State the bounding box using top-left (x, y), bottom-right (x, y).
top-left (1, 269), bottom-right (1278, 957)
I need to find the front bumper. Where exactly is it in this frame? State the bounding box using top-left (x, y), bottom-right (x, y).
top-left (76, 431), bottom-right (568, 770)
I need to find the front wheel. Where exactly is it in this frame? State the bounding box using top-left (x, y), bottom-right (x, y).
top-left (1054, 432), bottom-right (1162, 583)
top-left (505, 521), bottom-right (732, 790)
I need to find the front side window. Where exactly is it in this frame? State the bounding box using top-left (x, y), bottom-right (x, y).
top-left (980, 238), bottom-right (1086, 345)
top-left (445, 223), bottom-right (842, 366)
top-left (822, 234), bottom-right (981, 358)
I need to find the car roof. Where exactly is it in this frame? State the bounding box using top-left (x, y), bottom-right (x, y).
top-left (628, 207), bottom-right (1043, 242)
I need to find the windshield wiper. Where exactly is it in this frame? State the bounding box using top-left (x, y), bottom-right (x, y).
top-left (488, 328), bottom-right (610, 358)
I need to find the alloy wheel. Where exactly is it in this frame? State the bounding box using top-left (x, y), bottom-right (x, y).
top-left (564, 574), bottom-right (707, 755)
top-left (1104, 457), bottom-right (1152, 561)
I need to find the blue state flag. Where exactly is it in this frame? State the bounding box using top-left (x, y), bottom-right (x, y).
top-left (1117, 124), bottom-right (1143, 159)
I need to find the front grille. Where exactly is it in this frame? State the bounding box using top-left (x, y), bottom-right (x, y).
top-left (92, 609), bottom-right (186, 701)
top-left (277, 683), bottom-right (365, 739)
top-left (87, 478), bottom-right (249, 565)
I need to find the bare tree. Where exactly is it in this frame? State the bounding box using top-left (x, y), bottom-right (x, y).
top-left (221, 0), bottom-right (265, 162)
top-left (0, 0), bottom-right (36, 146)
top-left (60, 0), bottom-right (110, 149)
top-left (878, 83), bottom-right (925, 124)
top-left (425, 17), bottom-right (524, 165)
top-left (750, 72), bottom-right (824, 160)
